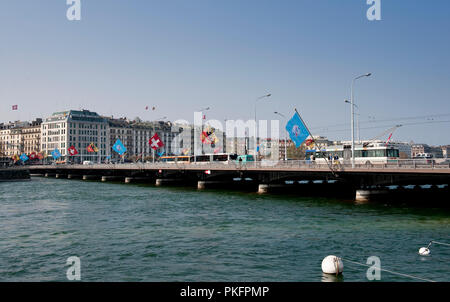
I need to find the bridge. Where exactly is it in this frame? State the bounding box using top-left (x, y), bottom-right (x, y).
top-left (13, 160), bottom-right (450, 204)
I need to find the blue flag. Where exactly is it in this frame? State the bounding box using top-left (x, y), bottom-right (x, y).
top-left (20, 153), bottom-right (29, 162)
top-left (285, 112), bottom-right (311, 148)
top-left (51, 149), bottom-right (61, 159)
top-left (112, 139), bottom-right (127, 155)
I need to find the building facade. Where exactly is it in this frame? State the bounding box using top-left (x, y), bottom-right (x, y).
top-left (22, 119), bottom-right (42, 155)
top-left (107, 118), bottom-right (134, 161)
top-left (411, 144), bottom-right (443, 158)
top-left (0, 119), bottom-right (42, 164)
top-left (41, 110), bottom-right (109, 163)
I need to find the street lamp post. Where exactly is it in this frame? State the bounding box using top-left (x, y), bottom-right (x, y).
top-left (350, 73), bottom-right (371, 168)
top-left (345, 100), bottom-right (360, 143)
top-left (274, 112), bottom-right (287, 161)
top-left (224, 118), bottom-right (228, 154)
top-left (254, 94), bottom-right (271, 165)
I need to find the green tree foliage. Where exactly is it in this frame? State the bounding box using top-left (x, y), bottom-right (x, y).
top-left (287, 142), bottom-right (306, 160)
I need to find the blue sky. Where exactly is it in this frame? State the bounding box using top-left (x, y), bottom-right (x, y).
top-left (1, 0), bottom-right (449, 145)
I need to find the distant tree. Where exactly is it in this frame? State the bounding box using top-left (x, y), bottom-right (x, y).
top-left (399, 152), bottom-right (409, 159)
top-left (287, 143), bottom-right (306, 160)
top-left (134, 117), bottom-right (142, 123)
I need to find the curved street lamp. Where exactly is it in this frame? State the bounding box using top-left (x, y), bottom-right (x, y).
top-left (350, 73), bottom-right (371, 168)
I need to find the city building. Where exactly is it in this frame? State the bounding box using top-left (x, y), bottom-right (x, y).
top-left (22, 119), bottom-right (42, 155)
top-left (41, 110), bottom-right (109, 163)
top-left (133, 121), bottom-right (176, 159)
top-left (411, 143), bottom-right (443, 158)
top-left (0, 119), bottom-right (42, 165)
top-left (107, 117), bottom-right (134, 161)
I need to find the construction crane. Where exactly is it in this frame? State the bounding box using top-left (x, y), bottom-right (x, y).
top-left (363, 124), bottom-right (403, 148)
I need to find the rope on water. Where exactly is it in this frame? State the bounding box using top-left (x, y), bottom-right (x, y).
top-left (427, 240), bottom-right (450, 248)
top-left (340, 257), bottom-right (436, 283)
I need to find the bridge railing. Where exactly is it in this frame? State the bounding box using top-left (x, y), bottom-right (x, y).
top-left (115, 159), bottom-right (450, 170)
top-left (12, 159), bottom-right (450, 171)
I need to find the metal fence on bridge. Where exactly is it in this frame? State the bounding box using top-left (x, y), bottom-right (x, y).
top-left (14, 159), bottom-right (450, 172)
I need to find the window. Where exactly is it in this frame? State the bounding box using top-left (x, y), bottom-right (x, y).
top-left (387, 149), bottom-right (399, 158)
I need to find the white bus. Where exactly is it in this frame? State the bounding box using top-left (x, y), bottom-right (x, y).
top-left (194, 153), bottom-right (238, 164)
top-left (306, 142), bottom-right (401, 165)
top-left (160, 153), bottom-right (239, 164)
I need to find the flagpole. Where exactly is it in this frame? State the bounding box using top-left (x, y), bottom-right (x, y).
top-left (294, 108), bottom-right (314, 142)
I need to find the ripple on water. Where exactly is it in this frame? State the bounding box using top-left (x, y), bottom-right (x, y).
top-left (0, 178), bottom-right (449, 281)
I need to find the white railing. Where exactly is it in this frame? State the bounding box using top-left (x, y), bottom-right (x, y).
top-left (17, 159), bottom-right (450, 171)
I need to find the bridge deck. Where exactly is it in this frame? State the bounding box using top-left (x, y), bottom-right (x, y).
top-left (16, 162), bottom-right (450, 175)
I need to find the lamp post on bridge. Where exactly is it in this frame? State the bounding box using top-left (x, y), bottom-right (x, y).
top-left (345, 100), bottom-right (361, 143)
top-left (350, 73), bottom-right (371, 168)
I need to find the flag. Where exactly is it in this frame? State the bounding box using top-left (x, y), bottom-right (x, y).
top-left (12, 154), bottom-right (20, 162)
top-left (20, 153), bottom-right (29, 162)
top-left (386, 133), bottom-right (393, 146)
top-left (285, 111), bottom-right (311, 148)
top-left (29, 152), bottom-right (37, 160)
top-left (305, 138), bottom-right (315, 146)
top-left (149, 133), bottom-right (164, 150)
top-left (157, 150), bottom-right (165, 157)
top-left (201, 127), bottom-right (219, 145)
top-left (12, 105), bottom-right (18, 110)
top-left (51, 149), bottom-right (61, 159)
top-left (68, 146), bottom-right (78, 156)
top-left (182, 148), bottom-right (190, 155)
top-left (37, 152), bottom-right (44, 160)
top-left (112, 139), bottom-right (127, 155)
top-left (87, 143), bottom-right (98, 153)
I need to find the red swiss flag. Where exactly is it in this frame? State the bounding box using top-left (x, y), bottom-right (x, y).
top-left (149, 133), bottom-right (164, 150)
top-left (68, 146), bottom-right (78, 156)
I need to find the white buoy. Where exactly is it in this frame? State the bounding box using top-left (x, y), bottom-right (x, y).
top-left (321, 255), bottom-right (344, 274)
top-left (419, 247), bottom-right (430, 256)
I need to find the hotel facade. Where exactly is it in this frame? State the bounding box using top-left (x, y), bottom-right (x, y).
top-left (41, 110), bottom-right (109, 163)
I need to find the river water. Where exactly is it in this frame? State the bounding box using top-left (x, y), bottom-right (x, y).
top-left (0, 177), bottom-right (449, 282)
